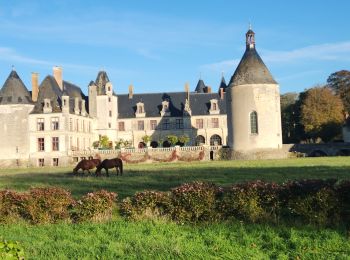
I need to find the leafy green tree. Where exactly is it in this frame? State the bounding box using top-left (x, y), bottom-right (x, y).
top-left (300, 86), bottom-right (344, 142)
top-left (167, 135), bottom-right (178, 146)
top-left (99, 135), bottom-right (110, 149)
top-left (327, 70), bottom-right (350, 113)
top-left (178, 135), bottom-right (190, 146)
top-left (141, 135), bottom-right (151, 145)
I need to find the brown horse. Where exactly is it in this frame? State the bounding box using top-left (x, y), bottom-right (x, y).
top-left (73, 159), bottom-right (101, 175)
top-left (95, 158), bottom-right (123, 177)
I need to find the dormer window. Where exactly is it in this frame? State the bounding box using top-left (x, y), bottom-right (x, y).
top-left (135, 102), bottom-right (145, 118)
top-left (161, 100), bottom-right (170, 116)
top-left (209, 99), bottom-right (220, 115)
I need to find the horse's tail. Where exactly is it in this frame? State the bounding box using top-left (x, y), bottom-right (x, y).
top-left (119, 160), bottom-right (123, 174)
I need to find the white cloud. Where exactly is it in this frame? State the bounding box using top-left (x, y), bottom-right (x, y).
top-left (201, 41), bottom-right (350, 73)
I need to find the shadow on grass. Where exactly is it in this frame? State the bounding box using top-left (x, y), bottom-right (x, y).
top-left (0, 164), bottom-right (349, 198)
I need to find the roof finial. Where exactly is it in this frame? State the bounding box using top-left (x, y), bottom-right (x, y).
top-left (249, 21), bottom-right (252, 30)
top-left (11, 65), bottom-right (15, 71)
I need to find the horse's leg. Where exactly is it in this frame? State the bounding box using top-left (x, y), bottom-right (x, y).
top-left (116, 167), bottom-right (119, 176)
top-left (106, 168), bottom-right (109, 177)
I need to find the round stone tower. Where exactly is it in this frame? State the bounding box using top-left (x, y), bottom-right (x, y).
top-left (227, 27), bottom-right (282, 151)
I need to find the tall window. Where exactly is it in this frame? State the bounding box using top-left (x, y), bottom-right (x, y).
top-left (51, 117), bottom-right (59, 130)
top-left (162, 119), bottom-right (170, 130)
top-left (118, 122), bottom-right (125, 131)
top-left (196, 119), bottom-right (203, 129)
top-left (37, 118), bottom-right (44, 131)
top-left (109, 110), bottom-right (112, 117)
top-left (210, 135), bottom-right (222, 146)
top-left (138, 120), bottom-right (144, 130)
top-left (212, 103), bottom-right (217, 110)
top-left (76, 119), bottom-right (79, 132)
top-left (176, 119), bottom-right (183, 129)
top-left (53, 158), bottom-right (59, 166)
top-left (211, 118), bottom-right (219, 128)
top-left (38, 138), bottom-right (45, 151)
top-left (150, 120), bottom-right (157, 130)
top-left (52, 137), bottom-right (59, 151)
top-left (38, 158), bottom-right (44, 167)
top-left (250, 111), bottom-right (258, 134)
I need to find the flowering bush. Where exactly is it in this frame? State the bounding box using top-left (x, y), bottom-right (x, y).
top-left (0, 190), bottom-right (27, 224)
top-left (72, 190), bottom-right (117, 222)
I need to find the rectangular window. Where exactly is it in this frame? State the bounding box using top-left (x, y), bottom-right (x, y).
top-left (212, 103), bottom-right (217, 110)
top-left (52, 137), bottom-right (59, 151)
top-left (150, 120), bottom-right (157, 130)
top-left (76, 119), bottom-right (79, 132)
top-left (109, 110), bottom-right (112, 117)
top-left (51, 117), bottom-right (59, 130)
top-left (162, 119), bottom-right (170, 130)
top-left (37, 118), bottom-right (44, 131)
top-left (52, 158), bottom-right (59, 166)
top-left (38, 158), bottom-right (44, 167)
top-left (108, 123), bottom-right (111, 128)
top-left (38, 138), bottom-right (45, 151)
top-left (196, 119), bottom-right (203, 129)
top-left (176, 119), bottom-right (183, 129)
top-left (137, 120), bottom-right (144, 130)
top-left (108, 97), bottom-right (111, 102)
top-left (212, 118), bottom-right (219, 128)
top-left (118, 122), bottom-right (125, 131)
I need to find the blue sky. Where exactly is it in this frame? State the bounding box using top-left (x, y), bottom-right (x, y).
top-left (0, 1), bottom-right (349, 95)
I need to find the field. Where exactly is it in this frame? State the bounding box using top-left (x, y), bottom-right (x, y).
top-left (1, 157), bottom-right (350, 259)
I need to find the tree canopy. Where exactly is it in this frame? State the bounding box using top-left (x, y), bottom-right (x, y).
top-left (327, 70), bottom-right (350, 113)
top-left (300, 86), bottom-right (344, 142)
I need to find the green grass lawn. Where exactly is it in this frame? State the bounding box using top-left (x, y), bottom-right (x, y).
top-left (0, 157), bottom-right (349, 198)
top-left (1, 157), bottom-right (350, 259)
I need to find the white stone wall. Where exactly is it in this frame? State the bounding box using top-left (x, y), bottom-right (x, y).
top-left (228, 83), bottom-right (282, 151)
top-left (0, 104), bottom-right (34, 160)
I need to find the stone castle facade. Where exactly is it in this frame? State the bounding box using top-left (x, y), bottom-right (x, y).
top-left (0, 28), bottom-right (282, 167)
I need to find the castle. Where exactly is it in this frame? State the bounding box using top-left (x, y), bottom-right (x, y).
top-left (0, 28), bottom-right (282, 167)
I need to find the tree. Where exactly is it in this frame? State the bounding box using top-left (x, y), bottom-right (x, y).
top-left (280, 93), bottom-right (300, 143)
top-left (300, 86), bottom-right (344, 142)
top-left (178, 135), bottom-right (190, 146)
top-left (327, 70), bottom-right (350, 113)
top-left (141, 135), bottom-right (151, 145)
top-left (99, 135), bottom-right (110, 149)
top-left (166, 135), bottom-right (178, 146)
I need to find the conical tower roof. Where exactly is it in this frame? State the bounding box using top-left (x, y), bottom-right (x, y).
top-left (228, 29), bottom-right (277, 87)
top-left (0, 70), bottom-right (32, 104)
top-left (195, 79), bottom-right (206, 93)
top-left (218, 76), bottom-right (227, 93)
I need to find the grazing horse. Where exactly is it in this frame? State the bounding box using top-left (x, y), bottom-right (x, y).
top-left (95, 158), bottom-right (123, 177)
top-left (73, 159), bottom-right (101, 175)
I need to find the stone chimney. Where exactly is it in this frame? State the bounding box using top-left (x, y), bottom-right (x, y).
top-left (220, 87), bottom-right (225, 100)
top-left (53, 66), bottom-right (63, 91)
top-left (74, 97), bottom-right (80, 115)
top-left (205, 86), bottom-right (212, 93)
top-left (128, 84), bottom-right (134, 99)
top-left (31, 72), bottom-right (39, 102)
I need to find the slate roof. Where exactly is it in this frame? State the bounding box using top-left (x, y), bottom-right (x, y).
top-left (117, 92), bottom-right (226, 119)
top-left (95, 71), bottom-right (110, 95)
top-left (31, 75), bottom-right (86, 114)
top-left (194, 79), bottom-right (206, 93)
top-left (228, 29), bottom-right (277, 87)
top-left (218, 76), bottom-right (227, 93)
top-left (0, 70), bottom-right (32, 105)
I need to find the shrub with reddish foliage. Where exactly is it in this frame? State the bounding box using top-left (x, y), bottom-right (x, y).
top-left (120, 191), bottom-right (172, 220)
top-left (170, 182), bottom-right (222, 223)
top-left (219, 181), bottom-right (281, 223)
top-left (0, 190), bottom-right (28, 223)
top-left (72, 190), bottom-right (117, 222)
top-left (282, 179), bottom-right (340, 225)
top-left (24, 187), bottom-right (74, 224)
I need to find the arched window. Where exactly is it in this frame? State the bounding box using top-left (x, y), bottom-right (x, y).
top-left (210, 135), bottom-right (222, 146)
top-left (150, 141), bottom-right (158, 148)
top-left (250, 111), bottom-right (258, 134)
top-left (195, 135), bottom-right (205, 146)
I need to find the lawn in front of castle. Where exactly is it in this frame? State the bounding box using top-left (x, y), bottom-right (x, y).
top-left (1, 157), bottom-right (350, 259)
